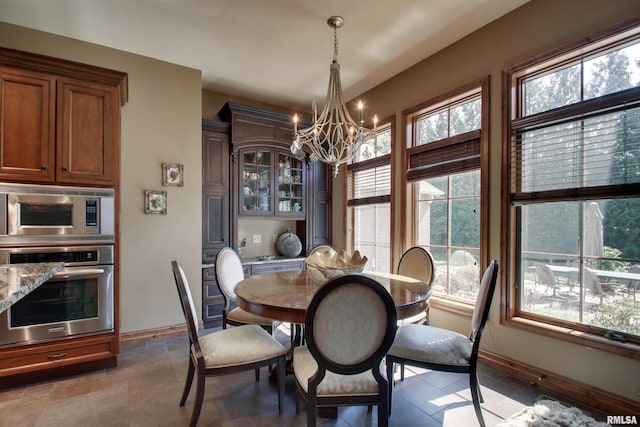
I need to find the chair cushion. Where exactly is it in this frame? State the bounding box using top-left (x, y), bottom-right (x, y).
top-left (227, 307), bottom-right (277, 327)
top-left (293, 346), bottom-right (384, 396)
top-left (388, 323), bottom-right (471, 366)
top-left (199, 324), bottom-right (285, 368)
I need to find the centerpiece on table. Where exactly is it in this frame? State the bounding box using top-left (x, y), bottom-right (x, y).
top-left (306, 249), bottom-right (368, 279)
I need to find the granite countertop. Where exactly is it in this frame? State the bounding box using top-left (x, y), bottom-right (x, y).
top-left (0, 262), bottom-right (65, 314)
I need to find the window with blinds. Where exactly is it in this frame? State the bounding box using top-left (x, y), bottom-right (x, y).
top-left (507, 25), bottom-right (640, 341)
top-left (404, 83), bottom-right (487, 303)
top-left (346, 124), bottom-right (392, 273)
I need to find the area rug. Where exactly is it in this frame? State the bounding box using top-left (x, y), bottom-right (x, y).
top-left (496, 398), bottom-right (609, 427)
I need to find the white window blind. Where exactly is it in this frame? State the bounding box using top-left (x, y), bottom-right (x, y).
top-left (511, 92), bottom-right (640, 199)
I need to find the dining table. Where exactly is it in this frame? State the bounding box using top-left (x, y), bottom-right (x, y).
top-left (235, 267), bottom-right (432, 419)
top-left (235, 268), bottom-right (433, 325)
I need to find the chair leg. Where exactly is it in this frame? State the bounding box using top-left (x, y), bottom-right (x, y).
top-left (189, 365), bottom-right (206, 427)
top-left (307, 393), bottom-right (317, 427)
top-left (400, 362), bottom-right (405, 381)
top-left (277, 355), bottom-right (285, 414)
top-left (379, 379), bottom-right (389, 427)
top-left (385, 358), bottom-right (394, 414)
top-left (469, 370), bottom-right (486, 427)
top-left (255, 367), bottom-right (260, 382)
top-left (180, 359), bottom-right (195, 406)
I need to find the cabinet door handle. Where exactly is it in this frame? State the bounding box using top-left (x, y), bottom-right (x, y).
top-left (41, 165), bottom-right (47, 170)
top-left (63, 167), bottom-right (68, 171)
top-left (47, 353), bottom-right (67, 360)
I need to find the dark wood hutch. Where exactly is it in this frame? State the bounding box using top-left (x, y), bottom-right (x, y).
top-left (201, 103), bottom-right (331, 328)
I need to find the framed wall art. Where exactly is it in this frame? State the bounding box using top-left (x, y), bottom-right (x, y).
top-left (162, 163), bottom-right (184, 187)
top-left (144, 190), bottom-right (167, 214)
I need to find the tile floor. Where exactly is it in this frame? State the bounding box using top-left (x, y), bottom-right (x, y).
top-left (0, 325), bottom-right (608, 427)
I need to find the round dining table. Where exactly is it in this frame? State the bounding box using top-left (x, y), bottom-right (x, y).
top-left (235, 268), bottom-right (432, 324)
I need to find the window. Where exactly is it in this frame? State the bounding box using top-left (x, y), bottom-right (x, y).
top-left (346, 121), bottom-right (392, 273)
top-left (405, 79), bottom-right (489, 303)
top-left (506, 25), bottom-right (640, 344)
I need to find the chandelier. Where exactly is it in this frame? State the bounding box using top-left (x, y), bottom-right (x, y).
top-left (291, 16), bottom-right (377, 177)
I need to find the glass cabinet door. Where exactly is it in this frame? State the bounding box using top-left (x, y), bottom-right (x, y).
top-left (276, 152), bottom-right (304, 216)
top-left (241, 150), bottom-right (272, 213)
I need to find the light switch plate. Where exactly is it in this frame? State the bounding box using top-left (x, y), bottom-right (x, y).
top-left (253, 234), bottom-right (261, 244)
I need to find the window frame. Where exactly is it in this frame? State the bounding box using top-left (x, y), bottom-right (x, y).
top-left (402, 77), bottom-right (490, 313)
top-left (345, 116), bottom-right (395, 272)
top-left (502, 21), bottom-right (640, 357)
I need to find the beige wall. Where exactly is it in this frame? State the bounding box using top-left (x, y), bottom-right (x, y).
top-left (0, 22), bottom-right (203, 333)
top-left (343, 0), bottom-right (640, 402)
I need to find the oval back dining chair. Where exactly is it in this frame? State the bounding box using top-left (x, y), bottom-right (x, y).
top-left (397, 246), bottom-right (435, 288)
top-left (171, 260), bottom-right (286, 427)
top-left (386, 260), bottom-right (499, 427)
top-left (395, 246), bottom-right (436, 380)
top-left (293, 274), bottom-right (398, 427)
top-left (215, 246), bottom-right (279, 334)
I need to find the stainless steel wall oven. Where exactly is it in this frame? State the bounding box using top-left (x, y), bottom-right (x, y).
top-left (0, 245), bottom-right (114, 348)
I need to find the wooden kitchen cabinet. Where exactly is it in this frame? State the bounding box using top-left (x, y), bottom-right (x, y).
top-left (201, 119), bottom-right (231, 328)
top-left (0, 47), bottom-right (126, 388)
top-left (0, 48), bottom-right (126, 186)
top-left (55, 78), bottom-right (120, 185)
top-left (0, 334), bottom-right (117, 389)
top-left (0, 67), bottom-right (56, 182)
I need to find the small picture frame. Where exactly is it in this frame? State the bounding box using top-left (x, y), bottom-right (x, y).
top-left (162, 163), bottom-right (184, 187)
top-left (144, 190), bottom-right (167, 215)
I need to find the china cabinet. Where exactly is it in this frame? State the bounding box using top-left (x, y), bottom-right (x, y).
top-left (239, 148), bottom-right (305, 218)
top-left (200, 103), bottom-right (332, 329)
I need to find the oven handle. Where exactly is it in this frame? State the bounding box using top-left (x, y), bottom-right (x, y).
top-left (54, 268), bottom-right (105, 278)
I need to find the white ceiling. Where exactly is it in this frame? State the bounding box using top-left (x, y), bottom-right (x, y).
top-left (0, 0), bottom-right (528, 110)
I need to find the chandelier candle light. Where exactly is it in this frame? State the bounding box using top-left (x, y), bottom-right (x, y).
top-left (291, 16), bottom-right (378, 177)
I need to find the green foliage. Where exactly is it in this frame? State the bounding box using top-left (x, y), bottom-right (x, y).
top-left (594, 246), bottom-right (629, 272)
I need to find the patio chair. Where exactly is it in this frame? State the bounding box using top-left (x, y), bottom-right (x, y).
top-left (534, 263), bottom-right (559, 295)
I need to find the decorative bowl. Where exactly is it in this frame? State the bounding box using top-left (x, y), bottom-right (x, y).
top-left (306, 249), bottom-right (368, 280)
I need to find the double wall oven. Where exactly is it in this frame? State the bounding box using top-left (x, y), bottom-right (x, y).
top-left (0, 183), bottom-right (115, 348)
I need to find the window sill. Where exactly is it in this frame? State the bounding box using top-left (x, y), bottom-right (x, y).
top-left (505, 316), bottom-right (640, 360)
top-left (430, 295), bottom-right (474, 317)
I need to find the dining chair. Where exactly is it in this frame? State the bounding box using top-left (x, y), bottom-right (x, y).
top-left (215, 246), bottom-right (280, 334)
top-left (397, 246), bottom-right (435, 325)
top-left (171, 260), bottom-right (286, 427)
top-left (293, 274), bottom-right (398, 427)
top-left (385, 260), bottom-right (499, 427)
top-left (395, 246), bottom-right (436, 380)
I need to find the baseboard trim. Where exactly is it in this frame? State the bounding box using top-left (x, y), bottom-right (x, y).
top-left (479, 349), bottom-right (640, 415)
top-left (120, 322), bottom-right (203, 343)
